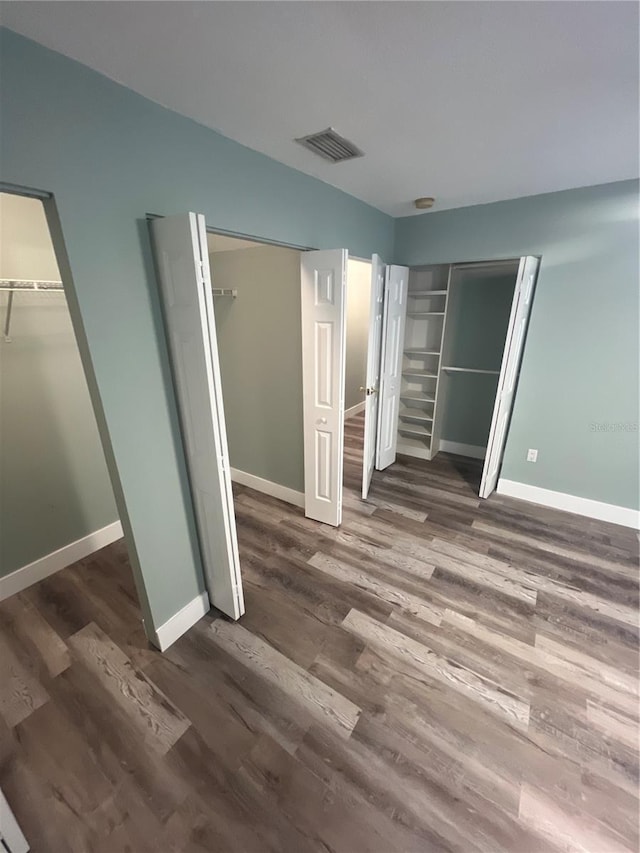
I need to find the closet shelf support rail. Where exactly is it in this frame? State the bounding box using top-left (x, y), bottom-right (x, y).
top-left (3, 291), bottom-right (14, 342)
top-left (442, 366), bottom-right (500, 376)
top-left (1, 280), bottom-right (66, 342)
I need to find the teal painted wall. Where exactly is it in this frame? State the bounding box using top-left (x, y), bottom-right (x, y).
top-left (0, 29), bottom-right (394, 631)
top-left (439, 372), bottom-right (499, 448)
top-left (395, 181), bottom-right (640, 510)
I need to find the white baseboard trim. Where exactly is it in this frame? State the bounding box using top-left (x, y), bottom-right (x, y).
top-left (497, 479), bottom-right (640, 529)
top-left (230, 467), bottom-right (305, 508)
top-left (0, 521), bottom-right (123, 601)
top-left (150, 590), bottom-right (210, 651)
top-left (439, 440), bottom-right (486, 460)
top-left (345, 400), bottom-right (366, 419)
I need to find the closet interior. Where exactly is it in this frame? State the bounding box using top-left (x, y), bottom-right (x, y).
top-left (0, 191), bottom-right (120, 590)
top-left (209, 234), bottom-right (371, 497)
top-left (396, 259), bottom-right (521, 463)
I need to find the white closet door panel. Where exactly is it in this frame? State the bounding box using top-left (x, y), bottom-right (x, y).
top-left (480, 255), bottom-right (540, 499)
top-left (1, 790), bottom-right (29, 853)
top-left (376, 265), bottom-right (409, 470)
top-left (301, 249), bottom-right (347, 526)
top-left (151, 213), bottom-right (244, 620)
top-left (362, 253), bottom-right (385, 499)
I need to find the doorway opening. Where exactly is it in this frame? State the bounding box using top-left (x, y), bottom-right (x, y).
top-left (208, 231), bottom-right (306, 508)
top-left (342, 258), bottom-right (371, 508)
top-left (207, 234), bottom-right (372, 520)
top-left (149, 219), bottom-right (378, 626)
top-left (0, 191), bottom-right (138, 622)
top-left (372, 257), bottom-right (539, 500)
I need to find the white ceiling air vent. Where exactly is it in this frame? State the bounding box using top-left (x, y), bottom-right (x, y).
top-left (295, 128), bottom-right (363, 164)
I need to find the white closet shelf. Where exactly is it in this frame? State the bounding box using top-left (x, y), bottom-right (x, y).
top-left (400, 393), bottom-right (436, 404)
top-left (407, 290), bottom-right (448, 297)
top-left (442, 366), bottom-right (500, 375)
top-left (404, 348), bottom-right (440, 356)
top-left (398, 423), bottom-right (432, 438)
top-left (400, 408), bottom-right (433, 422)
top-left (402, 369), bottom-right (438, 378)
top-left (407, 312), bottom-right (445, 317)
top-left (397, 437), bottom-right (432, 460)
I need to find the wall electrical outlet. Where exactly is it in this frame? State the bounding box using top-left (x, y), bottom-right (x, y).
top-left (527, 448), bottom-right (538, 462)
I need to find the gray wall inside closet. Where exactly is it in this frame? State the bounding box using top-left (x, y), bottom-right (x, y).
top-left (210, 244), bottom-right (305, 493)
top-left (0, 193), bottom-right (118, 578)
top-left (440, 268), bottom-right (516, 449)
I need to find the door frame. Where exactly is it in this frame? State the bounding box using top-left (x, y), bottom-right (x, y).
top-left (0, 182), bottom-right (154, 634)
top-left (150, 222), bottom-right (381, 530)
top-left (371, 254), bottom-right (541, 499)
top-left (148, 215), bottom-right (313, 253)
top-left (203, 226), bottom-right (360, 528)
top-left (447, 256), bottom-right (540, 495)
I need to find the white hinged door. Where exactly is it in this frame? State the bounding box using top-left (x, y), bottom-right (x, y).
top-left (151, 213), bottom-right (244, 619)
top-left (376, 265), bottom-right (409, 470)
top-left (362, 254), bottom-right (385, 499)
top-left (301, 249), bottom-right (347, 526)
top-left (480, 255), bottom-right (540, 499)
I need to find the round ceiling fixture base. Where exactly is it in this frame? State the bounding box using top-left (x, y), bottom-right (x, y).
top-left (414, 197), bottom-right (435, 210)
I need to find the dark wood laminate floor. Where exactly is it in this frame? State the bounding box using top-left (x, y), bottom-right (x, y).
top-left (1, 413), bottom-right (638, 852)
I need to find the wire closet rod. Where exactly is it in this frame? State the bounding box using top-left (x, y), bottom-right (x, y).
top-left (0, 279), bottom-right (64, 292)
top-left (1, 280), bottom-right (65, 342)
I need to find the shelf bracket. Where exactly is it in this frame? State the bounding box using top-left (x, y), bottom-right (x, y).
top-left (3, 290), bottom-right (14, 342)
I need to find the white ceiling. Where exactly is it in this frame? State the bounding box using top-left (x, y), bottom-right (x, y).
top-left (3, 2), bottom-right (638, 217)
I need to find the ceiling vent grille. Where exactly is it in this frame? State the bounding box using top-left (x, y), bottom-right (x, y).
top-left (295, 128), bottom-right (363, 163)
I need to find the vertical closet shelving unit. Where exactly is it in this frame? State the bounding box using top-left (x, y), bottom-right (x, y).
top-left (396, 264), bottom-right (451, 460)
top-left (393, 259), bottom-right (525, 464)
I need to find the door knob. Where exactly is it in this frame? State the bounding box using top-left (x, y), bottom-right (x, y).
top-left (360, 386), bottom-right (377, 396)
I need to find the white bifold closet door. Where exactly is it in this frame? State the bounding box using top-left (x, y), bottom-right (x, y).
top-left (480, 255), bottom-right (540, 499)
top-left (1, 789), bottom-right (29, 853)
top-left (376, 265), bottom-right (409, 470)
top-left (300, 249), bottom-right (347, 527)
top-left (362, 254), bottom-right (386, 499)
top-left (151, 213), bottom-right (244, 620)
